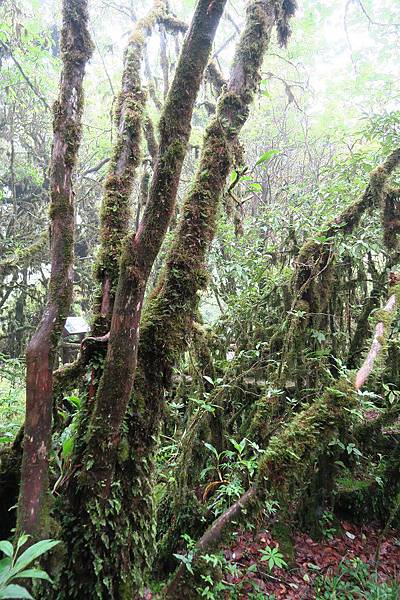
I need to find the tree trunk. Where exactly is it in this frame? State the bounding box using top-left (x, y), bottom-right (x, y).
top-left (117, 0), bottom-right (297, 579)
top-left (92, 0), bottom-right (167, 336)
top-left (16, 0), bottom-right (92, 540)
top-left (164, 275), bottom-right (400, 595)
top-left (81, 0), bottom-right (228, 501)
top-left (57, 2), bottom-right (228, 597)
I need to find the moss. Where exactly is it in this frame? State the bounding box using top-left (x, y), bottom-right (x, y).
top-left (271, 520), bottom-right (295, 564)
top-left (274, 0), bottom-right (297, 47)
top-left (336, 476), bottom-right (373, 493)
top-left (114, 4), bottom-right (297, 593)
top-left (392, 281), bottom-right (400, 304)
top-left (117, 437), bottom-right (130, 464)
top-left (91, 12), bottom-right (151, 334)
top-left (156, 492), bottom-right (207, 577)
top-left (256, 379), bottom-right (357, 511)
top-left (335, 449), bottom-right (400, 529)
top-left (61, 0), bottom-right (94, 64)
top-left (371, 308), bottom-right (393, 326)
top-left (0, 231), bottom-right (48, 278)
top-left (273, 149), bottom-right (400, 408)
top-left (246, 392), bottom-right (285, 445)
top-left (67, 2), bottom-right (296, 596)
top-left (159, 13), bottom-right (188, 35)
top-left (382, 189), bottom-right (400, 250)
top-left (16, 0), bottom-right (92, 544)
top-left (357, 282), bottom-right (400, 380)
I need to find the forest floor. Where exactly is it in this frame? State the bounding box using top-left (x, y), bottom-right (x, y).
top-left (221, 520), bottom-right (400, 599)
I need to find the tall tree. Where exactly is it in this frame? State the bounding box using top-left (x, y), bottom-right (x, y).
top-left (56, 1), bottom-right (229, 597)
top-left (81, 0), bottom-right (228, 500)
top-left (118, 0), bottom-right (297, 576)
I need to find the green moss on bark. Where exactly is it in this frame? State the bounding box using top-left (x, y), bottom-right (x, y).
top-left (256, 380), bottom-right (357, 511)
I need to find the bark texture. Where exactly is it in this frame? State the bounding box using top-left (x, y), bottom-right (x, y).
top-left (92, 0), bottom-right (168, 336)
top-left (16, 0), bottom-right (92, 539)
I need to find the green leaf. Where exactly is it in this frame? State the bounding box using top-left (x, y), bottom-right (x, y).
top-left (0, 584), bottom-right (33, 599)
top-left (65, 394), bottom-right (80, 409)
top-left (15, 537), bottom-right (29, 554)
top-left (255, 149), bottom-right (279, 166)
top-left (0, 558), bottom-right (12, 585)
top-left (286, 448), bottom-right (301, 460)
top-left (173, 553), bottom-right (194, 574)
top-left (326, 386), bottom-right (346, 398)
top-left (13, 540), bottom-right (60, 573)
top-left (62, 437), bottom-right (74, 460)
top-left (229, 438), bottom-right (246, 454)
top-left (0, 543), bottom-right (13, 559)
top-left (0, 557), bottom-right (11, 573)
top-left (15, 569), bottom-right (52, 582)
top-left (203, 442), bottom-right (219, 459)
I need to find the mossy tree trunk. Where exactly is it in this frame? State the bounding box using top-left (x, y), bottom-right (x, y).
top-left (248, 148), bottom-right (400, 441)
top-left (16, 0), bottom-right (92, 540)
top-left (56, 2), bottom-right (228, 597)
top-left (347, 258), bottom-right (388, 369)
top-left (92, 0), bottom-right (169, 337)
top-left (117, 0), bottom-right (297, 577)
top-left (80, 0), bottom-right (228, 501)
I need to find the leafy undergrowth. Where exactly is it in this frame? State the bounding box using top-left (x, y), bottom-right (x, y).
top-left (0, 357), bottom-right (25, 444)
top-left (219, 521), bottom-right (400, 599)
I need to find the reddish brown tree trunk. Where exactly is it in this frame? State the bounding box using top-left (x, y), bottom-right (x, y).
top-left (17, 0), bottom-right (92, 539)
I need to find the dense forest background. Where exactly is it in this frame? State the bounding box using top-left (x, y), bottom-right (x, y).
top-left (0, 0), bottom-right (400, 598)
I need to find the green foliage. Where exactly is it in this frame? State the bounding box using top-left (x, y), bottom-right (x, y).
top-left (201, 438), bottom-right (264, 516)
top-left (174, 538), bottom-right (276, 600)
top-left (315, 558), bottom-right (400, 599)
top-left (259, 545), bottom-right (287, 570)
top-left (318, 510), bottom-right (338, 541)
top-left (0, 357), bottom-right (24, 443)
top-left (0, 535), bottom-right (59, 599)
top-left (1, 1), bottom-right (400, 598)
top-left (255, 149), bottom-right (279, 166)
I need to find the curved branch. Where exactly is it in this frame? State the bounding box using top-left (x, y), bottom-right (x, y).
top-left (355, 278), bottom-right (399, 390)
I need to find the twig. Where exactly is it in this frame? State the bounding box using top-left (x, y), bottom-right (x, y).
top-left (0, 40), bottom-right (51, 111)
